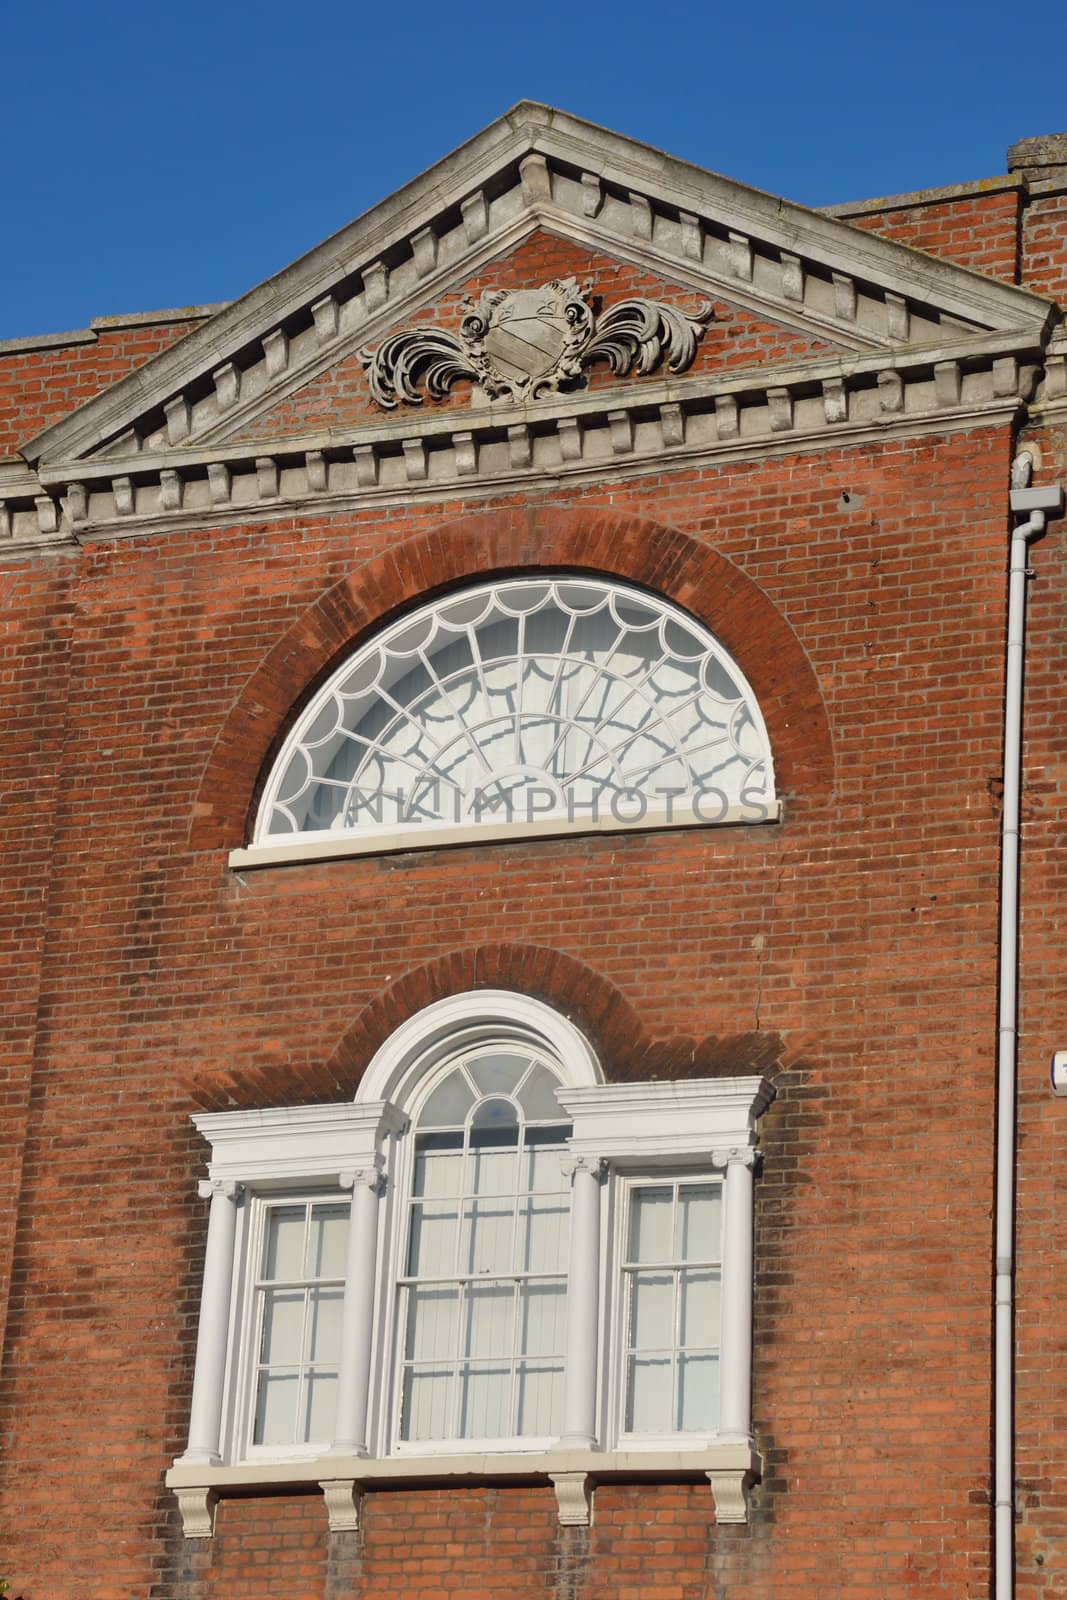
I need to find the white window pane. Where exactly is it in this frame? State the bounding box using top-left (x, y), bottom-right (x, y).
top-left (516, 1064), bottom-right (564, 1120)
top-left (516, 1362), bottom-right (563, 1436)
top-left (263, 1207), bottom-right (305, 1280)
top-left (468, 1054), bottom-right (527, 1095)
top-left (260, 1289), bottom-right (305, 1364)
top-left (676, 1185), bottom-right (722, 1262)
top-left (470, 1100), bottom-right (519, 1141)
top-left (464, 1282), bottom-right (514, 1359)
top-left (629, 1188), bottom-right (672, 1264)
top-left (406, 1285), bottom-right (459, 1361)
top-left (418, 1071), bottom-right (475, 1128)
top-left (678, 1352), bottom-right (719, 1432)
top-left (407, 1202), bottom-right (458, 1275)
top-left (630, 1271), bottom-right (674, 1351)
top-left (463, 1199), bottom-right (514, 1275)
top-left (524, 1141), bottom-right (568, 1194)
top-left (680, 1269), bottom-right (721, 1349)
top-left (413, 1148), bottom-right (462, 1199)
top-left (307, 1205), bottom-right (348, 1279)
top-left (518, 1280), bottom-right (566, 1357)
top-left (459, 1364), bottom-right (511, 1438)
top-left (303, 1370), bottom-right (339, 1443)
top-left (626, 1355), bottom-right (672, 1433)
top-left (402, 1365), bottom-right (452, 1442)
top-left (471, 1145), bottom-right (518, 1196)
top-left (254, 1371), bottom-right (298, 1446)
top-left (264, 579), bottom-right (774, 839)
top-left (308, 1287), bottom-right (343, 1363)
top-left (520, 1198), bottom-right (568, 1273)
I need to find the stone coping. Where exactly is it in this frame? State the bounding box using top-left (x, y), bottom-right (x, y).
top-left (0, 303), bottom-right (225, 356)
top-left (823, 171), bottom-right (1025, 218)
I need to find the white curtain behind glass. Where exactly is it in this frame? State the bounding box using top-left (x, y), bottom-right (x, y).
top-left (253, 1200), bottom-right (347, 1448)
top-left (398, 1051), bottom-right (571, 1445)
top-left (623, 1181), bottom-right (722, 1436)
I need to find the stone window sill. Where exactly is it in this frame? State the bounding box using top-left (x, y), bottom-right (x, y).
top-left (228, 802), bottom-right (782, 870)
top-left (166, 1441), bottom-right (760, 1536)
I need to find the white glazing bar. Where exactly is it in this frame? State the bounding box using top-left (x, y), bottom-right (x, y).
top-left (330, 1166), bottom-right (383, 1456)
top-left (716, 1148), bottom-right (756, 1440)
top-left (179, 1179), bottom-right (241, 1464)
top-left (557, 1155), bottom-right (603, 1448)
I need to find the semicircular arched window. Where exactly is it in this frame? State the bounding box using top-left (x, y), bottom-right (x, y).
top-left (246, 577), bottom-right (776, 861)
top-left (399, 1047), bottom-right (572, 1445)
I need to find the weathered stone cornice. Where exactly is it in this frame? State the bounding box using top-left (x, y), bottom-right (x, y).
top-left (1, 334), bottom-right (1041, 551)
top-left (1027, 325), bottom-right (1067, 422)
top-left (20, 104), bottom-right (1055, 472)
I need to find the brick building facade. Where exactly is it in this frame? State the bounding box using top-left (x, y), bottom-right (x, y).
top-left (1, 106), bottom-right (1065, 1600)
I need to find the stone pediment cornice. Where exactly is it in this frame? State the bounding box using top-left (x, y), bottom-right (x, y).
top-left (18, 104), bottom-right (1056, 475)
top-left (2, 328), bottom-right (1055, 550)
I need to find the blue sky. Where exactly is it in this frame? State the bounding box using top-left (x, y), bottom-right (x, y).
top-left (3, 0), bottom-right (1065, 340)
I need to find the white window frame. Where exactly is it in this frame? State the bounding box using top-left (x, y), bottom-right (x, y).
top-left (608, 1167), bottom-right (726, 1450)
top-left (168, 994), bottom-right (771, 1534)
top-left (226, 1188), bottom-right (355, 1464)
top-left (229, 577), bottom-right (779, 870)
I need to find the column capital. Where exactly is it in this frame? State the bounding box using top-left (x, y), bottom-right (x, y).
top-left (339, 1162), bottom-right (384, 1193)
top-left (560, 1153), bottom-right (605, 1179)
top-left (197, 1177), bottom-right (240, 1201)
top-left (711, 1145), bottom-right (757, 1170)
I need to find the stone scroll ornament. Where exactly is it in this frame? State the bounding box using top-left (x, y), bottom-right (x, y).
top-left (359, 278), bottom-right (715, 408)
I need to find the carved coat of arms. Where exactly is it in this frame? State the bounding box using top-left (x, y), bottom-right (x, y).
top-left (360, 278), bottom-right (714, 409)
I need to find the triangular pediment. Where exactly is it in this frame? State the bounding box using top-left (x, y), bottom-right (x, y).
top-left (214, 231), bottom-right (852, 449)
top-left (21, 103), bottom-right (1055, 475)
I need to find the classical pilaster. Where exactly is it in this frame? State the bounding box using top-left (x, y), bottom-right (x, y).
top-left (329, 1164), bottom-right (385, 1456)
top-left (557, 1155), bottom-right (604, 1449)
top-left (713, 1146), bottom-right (757, 1441)
top-left (178, 1179), bottom-right (241, 1465)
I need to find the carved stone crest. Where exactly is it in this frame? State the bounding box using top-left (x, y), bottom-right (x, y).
top-left (360, 278), bottom-right (714, 409)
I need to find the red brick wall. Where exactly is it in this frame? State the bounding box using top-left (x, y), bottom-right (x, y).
top-left (0, 427), bottom-right (1020, 1599)
top-left (1020, 190), bottom-right (1067, 302)
top-left (0, 554), bottom-right (75, 1361)
top-left (842, 186), bottom-right (1022, 280)
top-left (0, 319), bottom-right (205, 457)
top-left (4, 154), bottom-right (1067, 1600)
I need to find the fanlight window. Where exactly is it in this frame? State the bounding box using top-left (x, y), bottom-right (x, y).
top-left (399, 1049), bottom-right (571, 1445)
top-left (256, 577), bottom-right (774, 847)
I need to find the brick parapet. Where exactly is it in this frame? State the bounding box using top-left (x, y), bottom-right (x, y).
top-left (0, 317), bottom-right (210, 458)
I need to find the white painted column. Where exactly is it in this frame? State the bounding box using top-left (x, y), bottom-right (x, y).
top-left (179, 1178), bottom-right (241, 1465)
top-left (557, 1155), bottom-right (603, 1449)
top-left (716, 1146), bottom-right (756, 1440)
top-left (329, 1165), bottom-right (384, 1457)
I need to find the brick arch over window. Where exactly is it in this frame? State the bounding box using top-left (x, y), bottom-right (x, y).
top-left (329, 945), bottom-right (787, 1091)
top-left (189, 506), bottom-right (832, 851)
top-left (180, 943), bottom-right (787, 1113)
